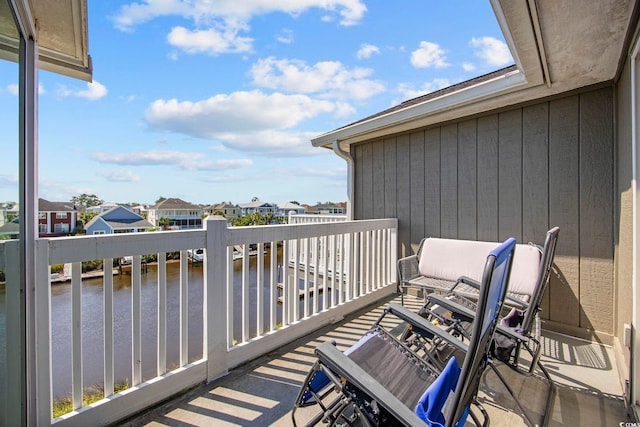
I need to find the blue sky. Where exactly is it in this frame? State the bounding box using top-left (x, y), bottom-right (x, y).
top-left (0, 1), bottom-right (512, 206)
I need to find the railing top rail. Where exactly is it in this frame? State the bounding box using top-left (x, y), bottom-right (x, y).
top-left (46, 229), bottom-right (205, 264)
top-left (226, 218), bottom-right (397, 245)
top-left (43, 218), bottom-right (398, 264)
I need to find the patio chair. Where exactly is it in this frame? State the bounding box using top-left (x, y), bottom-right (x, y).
top-left (410, 227), bottom-right (560, 426)
top-left (291, 237), bottom-right (516, 427)
top-left (397, 228), bottom-right (559, 309)
top-left (422, 227), bottom-right (559, 370)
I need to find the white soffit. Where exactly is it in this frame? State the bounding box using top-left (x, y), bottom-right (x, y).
top-left (0, 0), bottom-right (91, 81)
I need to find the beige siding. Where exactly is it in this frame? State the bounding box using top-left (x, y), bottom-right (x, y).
top-left (352, 86), bottom-right (615, 338)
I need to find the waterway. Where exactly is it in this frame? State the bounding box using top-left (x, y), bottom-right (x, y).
top-left (0, 248), bottom-right (285, 400)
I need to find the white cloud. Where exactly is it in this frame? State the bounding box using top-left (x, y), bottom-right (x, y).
top-left (113, 0), bottom-right (367, 32)
top-left (357, 43), bottom-right (380, 59)
top-left (3, 83), bottom-right (42, 95)
top-left (145, 90), bottom-right (339, 138)
top-left (57, 81), bottom-right (108, 101)
top-left (217, 130), bottom-right (328, 157)
top-left (462, 62), bottom-right (476, 72)
top-left (249, 57), bottom-right (384, 101)
top-left (396, 78), bottom-right (452, 100)
top-left (410, 41), bottom-right (449, 69)
top-left (112, 1), bottom-right (365, 57)
top-left (99, 169), bottom-right (141, 182)
top-left (470, 36), bottom-right (512, 67)
top-left (167, 25), bottom-right (253, 55)
top-left (6, 84), bottom-right (18, 95)
top-left (91, 150), bottom-right (253, 171)
top-left (276, 28), bottom-right (294, 44)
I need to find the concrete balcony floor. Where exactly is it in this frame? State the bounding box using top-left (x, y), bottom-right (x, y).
top-left (123, 294), bottom-right (630, 427)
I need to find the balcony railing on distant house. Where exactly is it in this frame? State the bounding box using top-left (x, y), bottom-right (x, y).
top-left (0, 216), bottom-right (397, 427)
top-left (288, 212), bottom-right (348, 224)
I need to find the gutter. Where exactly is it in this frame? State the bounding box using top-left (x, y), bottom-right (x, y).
top-left (331, 141), bottom-right (354, 220)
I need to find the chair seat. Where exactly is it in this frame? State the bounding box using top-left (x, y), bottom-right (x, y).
top-left (452, 282), bottom-right (531, 304)
top-left (406, 276), bottom-right (457, 293)
top-left (347, 332), bottom-right (438, 409)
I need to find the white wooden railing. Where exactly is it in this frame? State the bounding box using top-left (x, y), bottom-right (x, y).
top-left (0, 217), bottom-right (397, 427)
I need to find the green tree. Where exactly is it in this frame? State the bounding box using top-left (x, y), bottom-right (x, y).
top-left (71, 193), bottom-right (103, 208)
top-left (158, 217), bottom-right (171, 229)
top-left (155, 196), bottom-right (167, 205)
top-left (79, 211), bottom-right (98, 226)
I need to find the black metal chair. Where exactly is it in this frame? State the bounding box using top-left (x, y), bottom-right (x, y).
top-left (292, 238), bottom-right (517, 427)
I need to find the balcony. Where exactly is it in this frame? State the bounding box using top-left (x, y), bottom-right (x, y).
top-left (125, 294), bottom-right (628, 426)
top-left (0, 216), bottom-right (630, 426)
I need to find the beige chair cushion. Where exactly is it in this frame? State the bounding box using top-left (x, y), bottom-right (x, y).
top-left (418, 238), bottom-right (542, 298)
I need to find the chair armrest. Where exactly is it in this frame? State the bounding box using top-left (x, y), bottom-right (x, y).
top-left (397, 255), bottom-right (420, 283)
top-left (386, 303), bottom-right (468, 353)
top-left (450, 276), bottom-right (481, 293)
top-left (426, 295), bottom-right (476, 321)
top-left (316, 342), bottom-right (427, 427)
top-left (495, 324), bottom-right (529, 343)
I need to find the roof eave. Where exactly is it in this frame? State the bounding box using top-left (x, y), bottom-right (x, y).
top-left (0, 0), bottom-right (92, 81)
top-left (311, 69), bottom-right (529, 148)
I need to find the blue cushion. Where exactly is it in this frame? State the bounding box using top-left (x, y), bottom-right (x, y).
top-left (415, 357), bottom-right (469, 427)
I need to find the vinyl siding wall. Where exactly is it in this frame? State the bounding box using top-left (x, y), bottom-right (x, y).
top-left (352, 85), bottom-right (615, 340)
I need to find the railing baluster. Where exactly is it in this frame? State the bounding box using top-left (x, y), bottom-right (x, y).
top-left (71, 261), bottom-right (83, 410)
top-left (330, 235), bottom-right (337, 307)
top-left (282, 240), bottom-right (289, 325)
top-left (257, 242), bottom-right (264, 336)
top-left (312, 237), bottom-right (318, 315)
top-left (132, 255), bottom-right (142, 385)
top-left (180, 251), bottom-right (188, 366)
top-left (104, 258), bottom-right (114, 397)
top-left (340, 234), bottom-right (347, 304)
top-left (303, 237), bottom-right (310, 318)
top-left (346, 233), bottom-right (354, 302)
top-left (270, 241), bottom-right (277, 331)
top-left (321, 236), bottom-right (328, 311)
top-left (226, 246), bottom-right (234, 347)
top-left (292, 239), bottom-right (299, 322)
top-left (359, 232), bottom-right (365, 297)
top-left (157, 253), bottom-right (167, 375)
top-left (242, 244), bottom-right (249, 342)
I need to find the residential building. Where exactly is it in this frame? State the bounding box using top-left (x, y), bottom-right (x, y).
top-left (238, 200), bottom-right (277, 216)
top-left (147, 198), bottom-right (203, 229)
top-left (0, 201), bottom-right (18, 227)
top-left (86, 202), bottom-right (120, 214)
top-left (85, 206), bottom-right (154, 235)
top-left (204, 202), bottom-right (240, 220)
top-left (315, 203), bottom-right (346, 215)
top-left (37, 198), bottom-right (79, 237)
top-left (275, 202), bottom-right (306, 220)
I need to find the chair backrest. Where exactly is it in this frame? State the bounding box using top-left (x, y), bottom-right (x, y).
top-left (520, 227), bottom-right (560, 332)
top-left (446, 237), bottom-right (516, 427)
